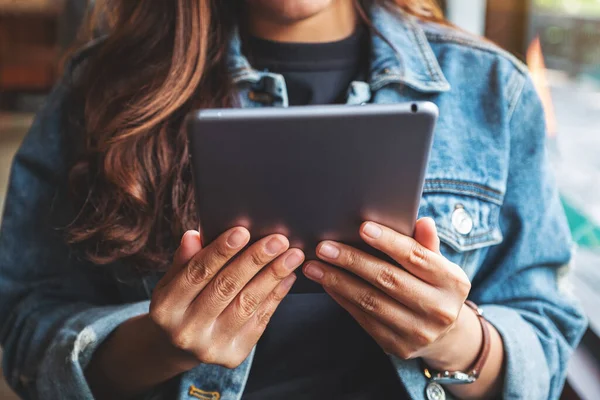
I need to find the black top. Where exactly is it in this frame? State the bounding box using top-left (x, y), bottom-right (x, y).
top-left (245, 28), bottom-right (368, 105)
top-left (242, 294), bottom-right (408, 400)
top-left (241, 30), bottom-right (408, 400)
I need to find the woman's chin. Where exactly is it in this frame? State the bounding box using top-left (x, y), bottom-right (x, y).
top-left (245, 0), bottom-right (337, 22)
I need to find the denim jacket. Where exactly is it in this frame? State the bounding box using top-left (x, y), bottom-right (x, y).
top-left (0, 4), bottom-right (587, 400)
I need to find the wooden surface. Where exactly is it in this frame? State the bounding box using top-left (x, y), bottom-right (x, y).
top-left (485, 0), bottom-right (529, 60)
top-left (0, 0), bottom-right (63, 15)
top-left (0, 2), bottom-right (63, 91)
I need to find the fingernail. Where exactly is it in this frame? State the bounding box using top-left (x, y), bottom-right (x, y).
top-left (281, 273), bottom-right (297, 290)
top-left (181, 230), bottom-right (192, 245)
top-left (304, 263), bottom-right (324, 280)
top-left (318, 242), bottom-right (340, 259)
top-left (266, 237), bottom-right (285, 255)
top-left (284, 250), bottom-right (303, 270)
top-left (227, 229), bottom-right (248, 248)
top-left (363, 222), bottom-right (382, 239)
top-left (429, 218), bottom-right (437, 230)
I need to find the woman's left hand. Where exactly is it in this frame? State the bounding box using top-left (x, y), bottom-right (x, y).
top-left (303, 218), bottom-right (473, 365)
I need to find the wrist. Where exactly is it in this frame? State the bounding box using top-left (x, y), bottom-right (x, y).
top-left (140, 314), bottom-right (201, 373)
top-left (422, 303), bottom-right (482, 372)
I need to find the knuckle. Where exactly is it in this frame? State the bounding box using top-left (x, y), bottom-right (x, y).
top-left (212, 241), bottom-right (232, 261)
top-left (267, 264), bottom-right (288, 282)
top-left (457, 276), bottom-right (472, 297)
top-left (221, 358), bottom-right (241, 370)
top-left (270, 286), bottom-right (286, 303)
top-left (434, 306), bottom-right (457, 327)
top-left (445, 269), bottom-right (471, 297)
top-left (220, 351), bottom-right (246, 369)
top-left (185, 258), bottom-right (213, 286)
top-left (401, 348), bottom-right (418, 360)
top-left (249, 251), bottom-right (269, 268)
top-left (387, 232), bottom-right (400, 250)
top-left (213, 273), bottom-right (239, 300)
top-left (256, 308), bottom-right (274, 329)
top-left (170, 329), bottom-right (193, 351)
top-left (357, 291), bottom-right (379, 313)
top-left (322, 271), bottom-right (340, 290)
top-left (344, 250), bottom-right (359, 268)
top-left (236, 291), bottom-right (261, 318)
top-left (375, 266), bottom-right (400, 291)
top-left (149, 305), bottom-right (169, 329)
top-left (408, 242), bottom-right (428, 267)
top-left (195, 345), bottom-right (219, 365)
top-left (231, 353), bottom-right (248, 369)
top-left (413, 327), bottom-right (436, 347)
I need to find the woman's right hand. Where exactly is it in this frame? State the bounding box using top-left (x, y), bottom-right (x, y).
top-left (149, 227), bottom-right (303, 370)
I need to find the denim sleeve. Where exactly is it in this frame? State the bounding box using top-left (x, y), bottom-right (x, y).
top-left (470, 75), bottom-right (588, 399)
top-left (0, 76), bottom-right (150, 399)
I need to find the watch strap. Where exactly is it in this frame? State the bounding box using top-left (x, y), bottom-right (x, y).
top-left (423, 300), bottom-right (491, 384)
top-left (464, 300), bottom-right (490, 379)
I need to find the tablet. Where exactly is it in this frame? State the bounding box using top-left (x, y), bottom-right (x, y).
top-left (187, 102), bottom-right (438, 292)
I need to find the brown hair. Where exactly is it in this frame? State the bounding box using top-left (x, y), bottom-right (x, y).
top-left (67, 0), bottom-right (445, 270)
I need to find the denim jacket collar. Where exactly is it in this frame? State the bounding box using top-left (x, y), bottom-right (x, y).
top-left (226, 3), bottom-right (451, 95)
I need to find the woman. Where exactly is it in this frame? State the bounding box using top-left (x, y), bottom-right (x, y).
top-left (0, 0), bottom-right (586, 399)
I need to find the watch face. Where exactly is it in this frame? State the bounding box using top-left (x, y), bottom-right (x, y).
top-left (432, 377), bottom-right (472, 385)
top-left (432, 374), bottom-right (477, 385)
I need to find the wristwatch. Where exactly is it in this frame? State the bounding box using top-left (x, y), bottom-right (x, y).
top-left (422, 300), bottom-right (491, 385)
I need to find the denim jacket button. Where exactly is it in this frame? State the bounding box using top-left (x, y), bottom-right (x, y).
top-left (425, 382), bottom-right (446, 400)
top-left (451, 205), bottom-right (473, 236)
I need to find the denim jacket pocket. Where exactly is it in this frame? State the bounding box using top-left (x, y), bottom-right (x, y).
top-left (418, 179), bottom-right (504, 277)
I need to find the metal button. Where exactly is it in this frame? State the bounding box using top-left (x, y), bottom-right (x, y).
top-left (451, 205), bottom-right (473, 236)
top-left (425, 382), bottom-right (446, 400)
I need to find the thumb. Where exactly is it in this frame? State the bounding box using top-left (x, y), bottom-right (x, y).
top-left (159, 230), bottom-right (202, 287)
top-left (173, 230), bottom-right (203, 268)
top-left (414, 218), bottom-right (441, 254)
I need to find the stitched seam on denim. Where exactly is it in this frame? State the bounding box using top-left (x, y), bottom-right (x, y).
top-left (424, 179), bottom-right (503, 195)
top-left (232, 69), bottom-right (261, 84)
top-left (407, 18), bottom-right (443, 82)
top-left (439, 229), bottom-right (503, 253)
top-left (506, 71), bottom-right (527, 123)
top-left (424, 32), bottom-right (529, 75)
top-left (370, 75), bottom-right (448, 92)
top-left (423, 179), bottom-right (504, 203)
top-left (505, 71), bottom-right (520, 110)
top-left (438, 229), bottom-right (502, 250)
top-left (423, 186), bottom-right (502, 205)
top-left (438, 226), bottom-right (498, 242)
top-left (437, 230), bottom-right (462, 251)
top-left (459, 245), bottom-right (475, 277)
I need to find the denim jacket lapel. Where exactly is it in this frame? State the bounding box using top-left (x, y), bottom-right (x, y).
top-left (368, 5), bottom-right (451, 93)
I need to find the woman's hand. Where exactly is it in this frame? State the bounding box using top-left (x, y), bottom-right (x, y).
top-left (150, 227), bottom-right (304, 370)
top-left (302, 218), bottom-right (476, 368)
top-left (86, 228), bottom-right (303, 399)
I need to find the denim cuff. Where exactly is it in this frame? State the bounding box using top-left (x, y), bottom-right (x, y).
top-left (37, 301), bottom-right (150, 399)
top-left (481, 304), bottom-right (550, 399)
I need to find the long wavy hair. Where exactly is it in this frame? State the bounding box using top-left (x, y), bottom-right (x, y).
top-left (67, 0), bottom-right (445, 271)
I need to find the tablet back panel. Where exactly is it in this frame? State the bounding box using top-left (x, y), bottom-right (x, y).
top-left (188, 103), bottom-right (438, 292)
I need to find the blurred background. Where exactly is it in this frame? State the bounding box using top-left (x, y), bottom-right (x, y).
top-left (0, 0), bottom-right (599, 399)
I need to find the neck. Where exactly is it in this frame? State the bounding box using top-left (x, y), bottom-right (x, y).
top-left (246, 1), bottom-right (358, 43)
